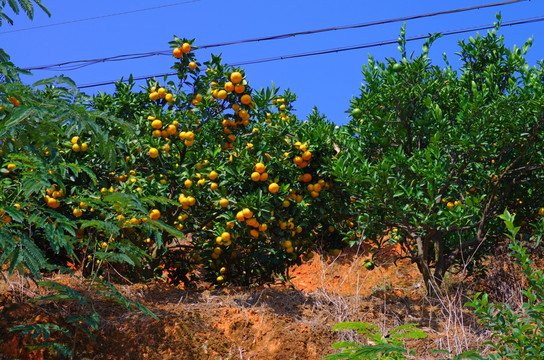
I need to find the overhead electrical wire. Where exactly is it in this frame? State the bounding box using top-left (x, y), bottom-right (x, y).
top-left (0, 0), bottom-right (200, 35)
top-left (77, 14), bottom-right (544, 89)
top-left (22, 0), bottom-right (529, 72)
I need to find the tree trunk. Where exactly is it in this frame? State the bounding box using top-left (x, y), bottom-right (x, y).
top-left (414, 233), bottom-right (442, 297)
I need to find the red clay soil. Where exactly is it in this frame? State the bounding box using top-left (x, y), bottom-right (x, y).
top-left (0, 244), bottom-right (489, 360)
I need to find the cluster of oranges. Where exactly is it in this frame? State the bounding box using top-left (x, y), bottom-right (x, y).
top-left (172, 42), bottom-right (191, 59)
top-left (70, 136), bottom-right (88, 153)
top-left (44, 184), bottom-right (63, 209)
top-left (250, 162), bottom-right (268, 182)
top-left (149, 86), bottom-right (175, 105)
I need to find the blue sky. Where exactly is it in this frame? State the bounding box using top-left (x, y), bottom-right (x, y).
top-left (1, 0), bottom-right (543, 124)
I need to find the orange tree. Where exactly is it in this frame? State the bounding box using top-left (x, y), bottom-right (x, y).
top-left (335, 21), bottom-right (544, 295)
top-left (1, 37), bottom-right (351, 287)
top-left (91, 37), bottom-right (351, 285)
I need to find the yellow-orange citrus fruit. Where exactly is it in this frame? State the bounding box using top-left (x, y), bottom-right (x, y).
top-left (173, 47), bottom-right (183, 58)
top-left (302, 151), bottom-right (312, 161)
top-left (151, 119), bottom-right (163, 129)
top-left (189, 61), bottom-right (197, 70)
top-left (251, 172), bottom-right (261, 182)
top-left (234, 84), bottom-right (245, 94)
top-left (181, 42), bottom-right (191, 53)
top-left (240, 94), bottom-right (251, 105)
top-left (268, 183), bottom-right (279, 194)
top-left (149, 148), bottom-right (159, 158)
top-left (149, 209), bottom-right (161, 220)
top-left (230, 72), bottom-right (242, 84)
top-left (242, 208), bottom-right (253, 219)
top-left (209, 171), bottom-right (218, 180)
top-left (224, 82), bottom-right (234, 92)
top-left (259, 172), bottom-right (268, 181)
top-left (254, 162), bottom-right (265, 174)
top-left (217, 90), bottom-right (228, 100)
top-left (219, 198), bottom-right (229, 208)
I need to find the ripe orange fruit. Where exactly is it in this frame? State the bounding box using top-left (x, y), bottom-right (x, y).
top-left (219, 198), bottom-right (229, 208)
top-left (184, 179), bottom-right (193, 188)
top-left (181, 42), bottom-right (191, 53)
top-left (157, 88), bottom-right (167, 98)
top-left (72, 143), bottom-right (81, 152)
top-left (7, 163), bottom-right (16, 172)
top-left (210, 182), bottom-right (218, 191)
top-left (221, 232), bottom-right (231, 242)
top-left (491, 174), bottom-right (498, 182)
top-left (189, 61), bottom-right (197, 70)
top-left (254, 162), bottom-right (265, 174)
top-left (251, 172), bottom-right (261, 182)
top-left (167, 124), bottom-right (177, 135)
top-left (149, 209), bottom-right (161, 220)
top-left (149, 148), bottom-right (159, 158)
top-left (302, 173), bottom-right (312, 183)
top-left (240, 94), bottom-right (252, 105)
top-left (224, 82), bottom-right (235, 92)
top-left (173, 47), bottom-right (183, 58)
top-left (152, 129), bottom-right (161, 138)
top-left (80, 143), bottom-right (88, 152)
top-left (268, 183), bottom-right (279, 194)
top-left (539, 207), bottom-right (544, 216)
top-left (151, 119), bottom-right (163, 129)
top-left (217, 90), bottom-right (227, 100)
top-left (302, 151), bottom-right (312, 161)
top-left (230, 72), bottom-right (243, 84)
top-left (47, 197), bottom-right (60, 209)
top-left (236, 211), bottom-right (245, 222)
top-left (259, 172), bottom-right (268, 181)
top-left (209, 171), bottom-right (218, 181)
top-left (242, 208), bottom-right (253, 219)
top-left (71, 136), bottom-right (79, 144)
top-left (73, 208), bottom-right (83, 217)
top-left (234, 84), bottom-right (245, 94)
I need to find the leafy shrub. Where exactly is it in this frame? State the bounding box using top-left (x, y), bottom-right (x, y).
top-left (336, 17), bottom-right (544, 294)
top-left (467, 210), bottom-right (544, 359)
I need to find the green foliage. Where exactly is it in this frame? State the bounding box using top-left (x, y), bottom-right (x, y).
top-left (9, 278), bottom-right (157, 358)
top-left (0, 0), bottom-right (50, 25)
top-left (324, 322), bottom-right (427, 359)
top-left (337, 20), bottom-right (544, 294)
top-left (466, 210), bottom-right (544, 359)
top-left (325, 321), bottom-right (486, 359)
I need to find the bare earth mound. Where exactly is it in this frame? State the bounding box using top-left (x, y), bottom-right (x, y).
top-left (0, 245), bottom-right (488, 359)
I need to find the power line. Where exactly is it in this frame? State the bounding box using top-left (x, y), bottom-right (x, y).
top-left (23, 0), bottom-right (529, 72)
top-left (77, 15), bottom-right (544, 89)
top-left (0, 0), bottom-right (200, 35)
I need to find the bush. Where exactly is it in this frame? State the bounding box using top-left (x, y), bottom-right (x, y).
top-left (467, 210), bottom-right (544, 359)
top-left (336, 18), bottom-right (544, 294)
